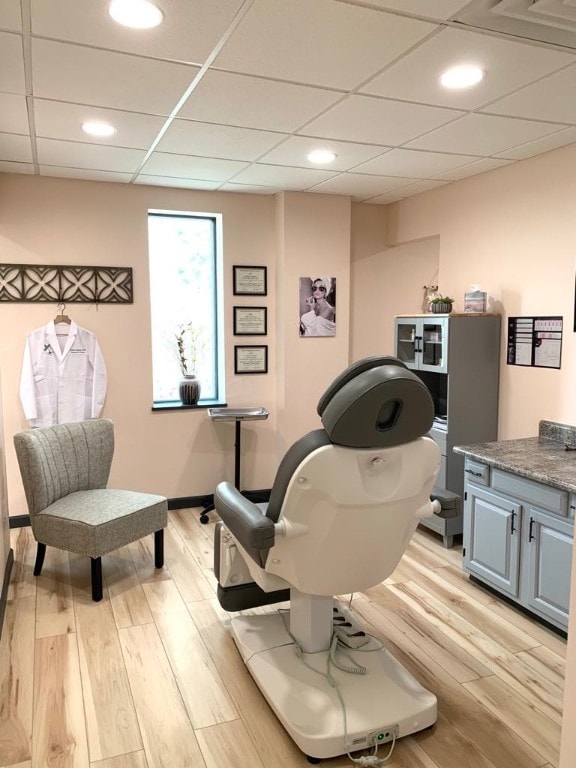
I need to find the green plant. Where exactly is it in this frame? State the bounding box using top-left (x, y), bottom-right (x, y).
top-left (175, 322), bottom-right (205, 376)
top-left (430, 295), bottom-right (454, 305)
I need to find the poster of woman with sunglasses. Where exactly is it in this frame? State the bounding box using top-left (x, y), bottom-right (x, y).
top-left (299, 277), bottom-right (336, 337)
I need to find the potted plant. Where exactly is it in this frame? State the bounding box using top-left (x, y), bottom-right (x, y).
top-left (175, 322), bottom-right (205, 404)
top-left (429, 295), bottom-right (454, 314)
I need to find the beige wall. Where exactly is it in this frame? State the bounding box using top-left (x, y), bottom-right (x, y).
top-left (384, 144), bottom-right (576, 768)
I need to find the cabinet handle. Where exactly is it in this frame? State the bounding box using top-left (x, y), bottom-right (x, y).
top-left (465, 469), bottom-right (483, 477)
top-left (510, 511), bottom-right (516, 534)
top-left (528, 517), bottom-right (535, 542)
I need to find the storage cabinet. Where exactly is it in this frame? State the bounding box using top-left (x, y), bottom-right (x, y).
top-left (394, 315), bottom-right (501, 547)
top-left (463, 460), bottom-right (573, 631)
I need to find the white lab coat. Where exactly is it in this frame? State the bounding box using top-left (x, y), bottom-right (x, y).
top-left (19, 321), bottom-right (107, 427)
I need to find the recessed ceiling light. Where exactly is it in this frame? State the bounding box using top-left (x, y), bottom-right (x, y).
top-left (108, 0), bottom-right (164, 29)
top-left (440, 64), bottom-right (484, 90)
top-left (307, 149), bottom-right (337, 164)
top-left (82, 121), bottom-right (117, 137)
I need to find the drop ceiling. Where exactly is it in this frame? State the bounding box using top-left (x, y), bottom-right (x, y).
top-left (3, 0), bottom-right (576, 203)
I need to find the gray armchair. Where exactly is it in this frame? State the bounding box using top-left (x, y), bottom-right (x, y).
top-left (13, 418), bottom-right (167, 601)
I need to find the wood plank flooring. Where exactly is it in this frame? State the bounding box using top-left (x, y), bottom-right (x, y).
top-left (0, 513), bottom-right (567, 768)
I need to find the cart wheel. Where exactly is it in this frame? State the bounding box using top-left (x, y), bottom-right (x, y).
top-left (200, 514), bottom-right (209, 524)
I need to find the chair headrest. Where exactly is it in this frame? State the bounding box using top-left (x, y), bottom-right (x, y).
top-left (319, 356), bottom-right (434, 448)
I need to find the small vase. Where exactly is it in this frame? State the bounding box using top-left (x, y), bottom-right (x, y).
top-left (179, 374), bottom-right (201, 405)
top-left (431, 302), bottom-right (452, 314)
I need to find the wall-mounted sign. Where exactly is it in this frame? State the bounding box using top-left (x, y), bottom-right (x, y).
top-left (507, 316), bottom-right (562, 369)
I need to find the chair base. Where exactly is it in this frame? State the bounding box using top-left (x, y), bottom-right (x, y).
top-left (230, 606), bottom-right (437, 760)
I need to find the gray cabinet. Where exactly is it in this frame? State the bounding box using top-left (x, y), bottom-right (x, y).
top-left (463, 460), bottom-right (573, 631)
top-left (395, 315), bottom-right (501, 547)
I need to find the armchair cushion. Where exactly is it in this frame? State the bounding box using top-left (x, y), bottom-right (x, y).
top-left (31, 488), bottom-right (167, 558)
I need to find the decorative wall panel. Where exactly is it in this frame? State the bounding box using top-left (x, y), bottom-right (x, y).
top-left (0, 264), bottom-right (133, 303)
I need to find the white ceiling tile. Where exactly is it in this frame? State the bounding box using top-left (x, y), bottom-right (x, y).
top-left (309, 173), bottom-right (415, 198)
top-left (354, 148), bottom-right (480, 178)
top-left (484, 64), bottom-right (576, 123)
top-left (134, 175), bottom-right (222, 190)
top-left (361, 1), bottom-right (472, 20)
top-left (0, 133), bottom-right (33, 162)
top-left (178, 70), bottom-right (342, 132)
top-left (39, 166), bottom-right (133, 182)
top-left (32, 39), bottom-right (198, 115)
top-left (214, 0), bottom-right (437, 89)
top-left (141, 152), bottom-right (249, 181)
top-left (406, 113), bottom-right (562, 155)
top-left (1, 31), bottom-right (25, 94)
top-left (258, 136), bottom-right (390, 171)
top-left (0, 0), bottom-right (22, 31)
top-left (0, 93), bottom-right (29, 134)
top-left (230, 163), bottom-right (337, 189)
top-left (433, 157), bottom-right (515, 181)
top-left (33, 100), bottom-right (166, 149)
top-left (0, 161), bottom-right (34, 174)
top-left (360, 193), bottom-right (406, 205)
top-left (303, 95), bottom-right (463, 146)
top-left (387, 179), bottom-right (451, 197)
top-left (220, 182), bottom-right (279, 194)
top-left (494, 127), bottom-right (576, 159)
top-left (37, 138), bottom-right (146, 172)
top-left (361, 27), bottom-right (573, 109)
top-left (31, 0), bottom-right (244, 65)
top-left (158, 120), bottom-right (284, 162)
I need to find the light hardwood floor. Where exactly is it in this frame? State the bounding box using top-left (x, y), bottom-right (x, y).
top-left (1, 511), bottom-right (567, 768)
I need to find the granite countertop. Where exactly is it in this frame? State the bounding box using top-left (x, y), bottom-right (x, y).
top-left (453, 420), bottom-right (576, 494)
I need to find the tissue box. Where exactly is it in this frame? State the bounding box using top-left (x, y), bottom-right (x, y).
top-left (464, 291), bottom-right (486, 313)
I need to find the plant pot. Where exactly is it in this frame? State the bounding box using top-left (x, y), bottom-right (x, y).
top-left (431, 302), bottom-right (452, 314)
top-left (179, 374), bottom-right (201, 405)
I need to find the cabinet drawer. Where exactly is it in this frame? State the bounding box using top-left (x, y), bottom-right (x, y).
top-left (492, 469), bottom-right (568, 517)
top-left (464, 458), bottom-right (490, 486)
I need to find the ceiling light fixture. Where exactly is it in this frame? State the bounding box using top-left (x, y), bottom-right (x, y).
top-left (440, 64), bottom-right (484, 90)
top-left (108, 0), bottom-right (164, 29)
top-left (82, 121), bottom-right (117, 137)
top-left (307, 149), bottom-right (337, 164)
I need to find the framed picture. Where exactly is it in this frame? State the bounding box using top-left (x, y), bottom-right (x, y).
top-left (233, 306), bottom-right (267, 335)
top-left (233, 265), bottom-right (267, 296)
top-left (299, 276), bottom-right (337, 337)
top-left (234, 345), bottom-right (268, 374)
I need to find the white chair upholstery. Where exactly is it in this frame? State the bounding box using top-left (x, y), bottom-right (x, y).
top-left (14, 418), bottom-right (167, 601)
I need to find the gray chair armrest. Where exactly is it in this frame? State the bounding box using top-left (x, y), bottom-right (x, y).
top-left (214, 482), bottom-right (276, 565)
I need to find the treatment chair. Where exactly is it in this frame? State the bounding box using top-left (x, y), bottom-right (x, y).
top-left (213, 356), bottom-right (441, 762)
top-left (14, 418), bottom-right (167, 601)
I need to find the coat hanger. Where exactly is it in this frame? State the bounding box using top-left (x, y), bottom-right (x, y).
top-left (54, 301), bottom-right (71, 325)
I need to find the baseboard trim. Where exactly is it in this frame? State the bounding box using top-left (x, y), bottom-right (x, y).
top-left (0, 548), bottom-right (14, 640)
top-left (9, 514), bottom-right (30, 528)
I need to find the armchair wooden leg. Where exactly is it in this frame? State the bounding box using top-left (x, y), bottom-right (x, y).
top-left (91, 557), bottom-right (103, 602)
top-left (33, 542), bottom-right (46, 576)
top-left (154, 529), bottom-right (164, 569)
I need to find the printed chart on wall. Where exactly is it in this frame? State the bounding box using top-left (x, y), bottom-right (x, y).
top-left (507, 316), bottom-right (563, 369)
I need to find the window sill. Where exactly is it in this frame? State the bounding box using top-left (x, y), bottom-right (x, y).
top-left (152, 399), bottom-right (227, 412)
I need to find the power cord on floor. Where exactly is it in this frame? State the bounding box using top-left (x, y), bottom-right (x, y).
top-left (278, 609), bottom-right (397, 766)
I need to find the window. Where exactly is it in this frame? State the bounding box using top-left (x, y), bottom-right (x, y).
top-left (148, 210), bottom-right (224, 405)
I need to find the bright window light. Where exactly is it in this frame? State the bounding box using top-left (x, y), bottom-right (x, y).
top-left (440, 64), bottom-right (484, 90)
top-left (109, 0), bottom-right (164, 29)
top-left (82, 121), bottom-right (117, 137)
top-left (307, 149), bottom-right (337, 164)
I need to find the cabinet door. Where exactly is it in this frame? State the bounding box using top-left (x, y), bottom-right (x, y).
top-left (522, 508), bottom-right (573, 629)
top-left (394, 319), bottom-right (418, 369)
top-left (463, 485), bottom-right (521, 597)
top-left (420, 318), bottom-right (448, 374)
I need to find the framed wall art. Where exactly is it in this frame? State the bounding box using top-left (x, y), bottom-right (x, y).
top-left (234, 345), bottom-right (268, 374)
top-left (233, 265), bottom-right (267, 296)
top-left (233, 306), bottom-right (267, 335)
